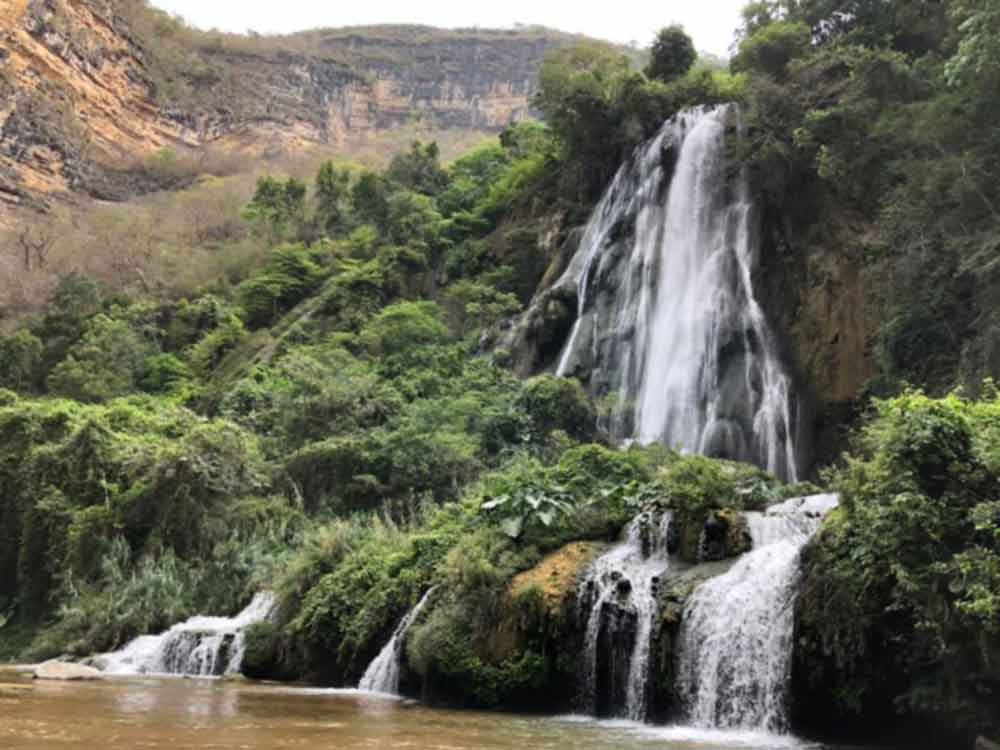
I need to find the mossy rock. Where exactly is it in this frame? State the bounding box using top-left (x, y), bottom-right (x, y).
top-left (676, 509), bottom-right (751, 563)
top-left (649, 556), bottom-right (741, 721)
top-left (716, 509), bottom-right (752, 558)
top-left (508, 541), bottom-right (606, 617)
top-left (484, 541), bottom-right (606, 662)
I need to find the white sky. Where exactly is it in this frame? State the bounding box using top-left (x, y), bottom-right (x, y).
top-left (149, 0), bottom-right (745, 57)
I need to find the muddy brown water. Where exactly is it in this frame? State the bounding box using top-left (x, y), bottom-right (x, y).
top-left (0, 676), bottom-right (847, 750)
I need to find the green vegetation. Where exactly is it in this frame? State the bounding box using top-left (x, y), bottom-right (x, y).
top-left (798, 389), bottom-right (1000, 740)
top-left (1, 3), bottom-right (999, 743)
top-left (726, 0), bottom-right (1000, 394)
top-left (0, 119), bottom-right (667, 679)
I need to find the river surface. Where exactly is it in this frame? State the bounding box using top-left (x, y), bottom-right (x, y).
top-left (1, 676), bottom-right (849, 750)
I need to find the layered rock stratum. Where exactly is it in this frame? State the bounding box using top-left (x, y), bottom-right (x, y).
top-left (0, 0), bottom-right (581, 213)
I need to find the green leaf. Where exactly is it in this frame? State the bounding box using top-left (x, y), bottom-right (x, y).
top-left (537, 509), bottom-right (556, 527)
top-left (481, 495), bottom-right (509, 511)
top-left (501, 515), bottom-right (525, 539)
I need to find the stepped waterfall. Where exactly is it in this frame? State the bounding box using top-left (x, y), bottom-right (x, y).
top-left (578, 512), bottom-right (673, 720)
top-left (556, 106), bottom-right (833, 733)
top-left (359, 588), bottom-right (435, 695)
top-left (555, 105), bottom-right (799, 482)
top-left (101, 592), bottom-right (275, 677)
top-left (676, 494), bottom-right (839, 732)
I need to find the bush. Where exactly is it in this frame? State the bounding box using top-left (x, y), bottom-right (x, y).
top-left (238, 245), bottom-right (326, 328)
top-left (0, 331), bottom-right (42, 392)
top-left (517, 375), bottom-right (595, 441)
top-left (796, 389), bottom-right (1000, 738)
top-left (47, 315), bottom-right (154, 402)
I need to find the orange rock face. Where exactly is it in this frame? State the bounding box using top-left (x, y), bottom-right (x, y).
top-left (0, 2), bottom-right (563, 211)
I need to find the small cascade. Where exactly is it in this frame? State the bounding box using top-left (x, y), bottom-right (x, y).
top-left (675, 494), bottom-right (839, 732)
top-left (553, 105), bottom-right (800, 481)
top-left (359, 588), bottom-right (435, 695)
top-left (578, 511), bottom-right (674, 720)
top-left (101, 592), bottom-right (276, 677)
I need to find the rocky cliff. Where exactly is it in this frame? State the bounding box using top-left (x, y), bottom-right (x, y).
top-left (0, 0), bottom-right (579, 213)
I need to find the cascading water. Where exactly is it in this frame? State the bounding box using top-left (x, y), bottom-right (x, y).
top-left (555, 105), bottom-right (799, 481)
top-left (100, 592), bottom-right (276, 677)
top-left (578, 512), bottom-right (674, 720)
top-left (358, 588), bottom-right (435, 695)
top-left (675, 494), bottom-right (839, 732)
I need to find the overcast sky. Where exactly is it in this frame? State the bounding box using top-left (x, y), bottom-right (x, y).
top-left (149, 0), bottom-right (746, 57)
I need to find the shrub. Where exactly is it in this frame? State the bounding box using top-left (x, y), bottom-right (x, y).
top-left (517, 375), bottom-right (595, 441)
top-left (0, 331), bottom-right (43, 392)
top-left (47, 315), bottom-right (154, 402)
top-left (797, 389), bottom-right (1000, 737)
top-left (238, 245), bottom-right (326, 328)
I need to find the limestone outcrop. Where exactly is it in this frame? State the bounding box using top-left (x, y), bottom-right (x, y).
top-left (0, 1), bottom-right (580, 211)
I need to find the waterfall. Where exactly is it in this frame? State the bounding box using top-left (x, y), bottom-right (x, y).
top-left (358, 588), bottom-right (435, 695)
top-left (675, 494), bottom-right (839, 732)
top-left (100, 592), bottom-right (275, 677)
top-left (578, 512), bottom-right (673, 720)
top-left (555, 105), bottom-right (799, 481)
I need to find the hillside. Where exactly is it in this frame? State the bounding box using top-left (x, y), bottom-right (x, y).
top-left (0, 0), bottom-right (592, 214)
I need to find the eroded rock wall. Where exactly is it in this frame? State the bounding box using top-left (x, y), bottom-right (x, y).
top-left (0, 1), bottom-right (565, 210)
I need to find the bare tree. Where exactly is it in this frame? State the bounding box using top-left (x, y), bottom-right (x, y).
top-left (13, 220), bottom-right (57, 272)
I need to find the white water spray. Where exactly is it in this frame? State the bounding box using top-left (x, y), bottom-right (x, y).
top-left (101, 592), bottom-right (276, 677)
top-left (675, 494), bottom-right (839, 732)
top-left (555, 106), bottom-right (799, 481)
top-left (359, 588), bottom-right (435, 695)
top-left (578, 512), bottom-right (672, 720)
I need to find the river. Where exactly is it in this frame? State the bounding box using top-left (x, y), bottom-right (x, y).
top-left (0, 675), bottom-right (855, 750)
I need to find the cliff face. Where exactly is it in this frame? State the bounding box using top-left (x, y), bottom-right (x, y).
top-left (0, 0), bottom-right (181, 209)
top-left (755, 194), bottom-right (880, 467)
top-left (0, 0), bottom-right (569, 211)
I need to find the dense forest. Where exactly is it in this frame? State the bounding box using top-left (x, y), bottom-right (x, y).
top-left (1, 1), bottom-right (999, 747)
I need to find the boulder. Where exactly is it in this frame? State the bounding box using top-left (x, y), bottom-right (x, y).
top-left (33, 660), bottom-right (103, 681)
top-left (976, 737), bottom-right (1000, 750)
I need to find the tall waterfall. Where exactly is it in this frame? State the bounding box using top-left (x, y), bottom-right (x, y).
top-left (578, 512), bottom-right (673, 720)
top-left (101, 592), bottom-right (276, 677)
top-left (675, 494), bottom-right (839, 732)
top-left (555, 105), bottom-right (799, 481)
top-left (359, 588), bottom-right (435, 695)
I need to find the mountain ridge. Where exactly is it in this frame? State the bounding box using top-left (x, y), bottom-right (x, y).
top-left (0, 0), bottom-right (606, 216)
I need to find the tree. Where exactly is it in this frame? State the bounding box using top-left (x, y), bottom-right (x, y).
top-left (0, 331), bottom-right (43, 392)
top-left (46, 314), bottom-right (154, 402)
top-left (645, 25), bottom-right (697, 83)
top-left (350, 172), bottom-right (391, 227)
top-left (387, 141), bottom-right (449, 196)
top-left (243, 176), bottom-right (308, 242)
top-left (534, 43), bottom-right (632, 195)
top-left (947, 0), bottom-right (1000, 88)
top-left (8, 220), bottom-right (56, 272)
top-left (315, 161), bottom-right (352, 237)
top-left (732, 20), bottom-right (811, 78)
